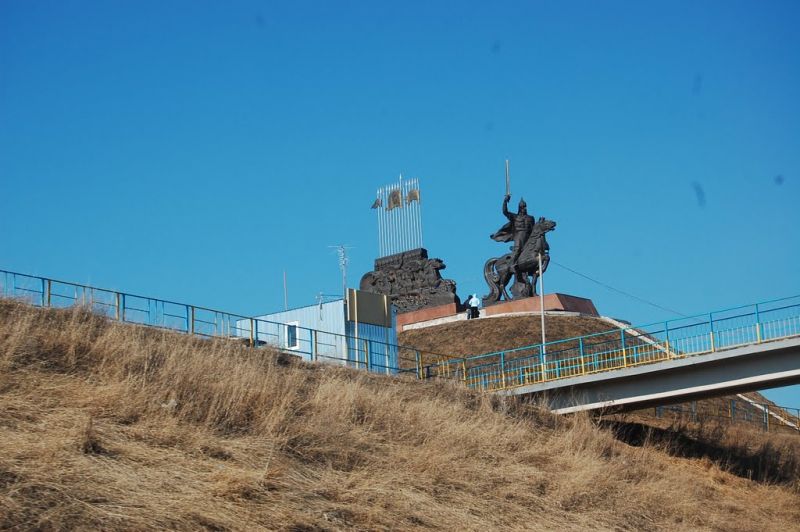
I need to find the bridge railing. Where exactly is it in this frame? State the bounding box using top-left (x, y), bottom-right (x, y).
top-left (0, 269), bottom-right (468, 380)
top-left (463, 295), bottom-right (800, 392)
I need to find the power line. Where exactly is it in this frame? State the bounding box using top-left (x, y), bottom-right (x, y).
top-left (551, 260), bottom-right (690, 319)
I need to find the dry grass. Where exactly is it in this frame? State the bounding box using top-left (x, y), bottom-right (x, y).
top-left (398, 314), bottom-right (617, 358)
top-left (1, 300), bottom-right (799, 531)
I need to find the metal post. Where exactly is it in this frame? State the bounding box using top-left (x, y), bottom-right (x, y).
top-left (538, 253), bottom-right (546, 351)
top-left (754, 304), bottom-right (762, 343)
top-left (461, 360), bottom-right (467, 385)
top-left (249, 318), bottom-right (255, 347)
top-left (283, 271), bottom-right (288, 311)
top-left (45, 279), bottom-right (51, 307)
top-left (538, 252), bottom-right (547, 383)
top-left (189, 306), bottom-right (195, 335)
top-left (539, 346), bottom-right (547, 382)
top-left (418, 188), bottom-right (424, 248)
top-left (621, 328), bottom-right (628, 367)
top-left (376, 189), bottom-right (382, 257)
top-left (500, 351), bottom-right (506, 388)
top-left (115, 293), bottom-right (121, 321)
top-left (40, 278), bottom-right (46, 307)
top-left (121, 294), bottom-right (126, 322)
top-left (579, 337), bottom-right (586, 374)
top-left (664, 321), bottom-right (672, 358)
top-left (310, 329), bottom-right (317, 361)
top-left (709, 313), bottom-right (715, 352)
top-left (415, 350), bottom-right (422, 379)
top-left (365, 339), bottom-right (371, 371)
top-left (254, 320), bottom-right (260, 349)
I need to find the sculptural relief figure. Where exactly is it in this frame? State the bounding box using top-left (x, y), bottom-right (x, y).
top-left (359, 249), bottom-right (459, 313)
top-left (483, 194), bottom-right (556, 304)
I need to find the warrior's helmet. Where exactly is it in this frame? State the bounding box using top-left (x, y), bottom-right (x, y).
top-left (518, 198), bottom-right (527, 212)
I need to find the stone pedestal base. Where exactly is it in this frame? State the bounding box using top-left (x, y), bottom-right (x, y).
top-left (483, 293), bottom-right (598, 317)
top-left (396, 293), bottom-right (599, 332)
top-left (396, 302), bottom-right (458, 332)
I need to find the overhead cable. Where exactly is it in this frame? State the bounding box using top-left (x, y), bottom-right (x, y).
top-left (551, 260), bottom-right (691, 319)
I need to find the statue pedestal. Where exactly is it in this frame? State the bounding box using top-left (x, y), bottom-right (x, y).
top-left (396, 293), bottom-right (599, 333)
top-left (483, 293), bottom-right (598, 317)
top-left (396, 302), bottom-right (458, 332)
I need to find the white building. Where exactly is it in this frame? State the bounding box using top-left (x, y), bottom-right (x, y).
top-left (238, 289), bottom-right (399, 374)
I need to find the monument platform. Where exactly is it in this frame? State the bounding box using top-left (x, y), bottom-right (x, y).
top-left (396, 293), bottom-right (599, 332)
top-left (483, 293), bottom-right (598, 317)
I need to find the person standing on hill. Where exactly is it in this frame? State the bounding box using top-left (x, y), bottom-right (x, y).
top-left (467, 294), bottom-right (481, 319)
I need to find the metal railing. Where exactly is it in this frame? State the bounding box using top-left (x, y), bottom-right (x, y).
top-left (0, 269), bottom-right (461, 378)
top-left (653, 399), bottom-right (800, 434)
top-left (4, 268), bottom-right (800, 399)
top-left (457, 295), bottom-right (800, 392)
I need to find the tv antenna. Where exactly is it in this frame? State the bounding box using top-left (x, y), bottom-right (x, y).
top-left (329, 245), bottom-right (354, 298)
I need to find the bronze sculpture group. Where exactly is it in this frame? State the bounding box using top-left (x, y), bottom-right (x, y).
top-left (360, 167), bottom-right (555, 312)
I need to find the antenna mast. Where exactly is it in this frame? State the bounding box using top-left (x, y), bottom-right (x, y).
top-left (329, 245), bottom-right (351, 298)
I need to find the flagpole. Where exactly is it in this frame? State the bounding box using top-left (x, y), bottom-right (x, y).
top-left (379, 187), bottom-right (384, 257)
top-left (413, 178), bottom-right (421, 249)
top-left (399, 174), bottom-right (406, 253)
top-left (376, 189), bottom-right (382, 257)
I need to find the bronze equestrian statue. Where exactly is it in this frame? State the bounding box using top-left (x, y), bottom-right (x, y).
top-left (483, 194), bottom-right (556, 304)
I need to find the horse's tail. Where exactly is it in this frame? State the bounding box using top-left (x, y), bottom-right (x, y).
top-left (482, 258), bottom-right (501, 303)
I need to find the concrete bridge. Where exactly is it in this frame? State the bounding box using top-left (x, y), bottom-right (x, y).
top-left (454, 296), bottom-right (800, 413)
top-left (500, 336), bottom-right (800, 413)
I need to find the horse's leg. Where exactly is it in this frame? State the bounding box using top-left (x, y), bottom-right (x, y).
top-left (499, 261), bottom-right (513, 301)
top-left (501, 278), bottom-right (511, 301)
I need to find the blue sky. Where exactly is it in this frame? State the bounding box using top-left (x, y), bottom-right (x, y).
top-left (1, 1), bottom-right (798, 404)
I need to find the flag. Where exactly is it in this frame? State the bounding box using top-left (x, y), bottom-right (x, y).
top-left (387, 189), bottom-right (402, 210)
top-left (370, 197), bottom-right (382, 209)
top-left (406, 188), bottom-right (420, 205)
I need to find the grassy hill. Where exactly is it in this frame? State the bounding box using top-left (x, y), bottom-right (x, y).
top-left (399, 314), bottom-right (616, 358)
top-left (2, 299), bottom-right (799, 530)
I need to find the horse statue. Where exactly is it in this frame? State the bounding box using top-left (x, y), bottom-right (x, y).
top-left (482, 217), bottom-right (556, 304)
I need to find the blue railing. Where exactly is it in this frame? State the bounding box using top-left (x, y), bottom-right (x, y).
top-left (0, 269), bottom-right (451, 376)
top-left (4, 268), bottom-right (800, 395)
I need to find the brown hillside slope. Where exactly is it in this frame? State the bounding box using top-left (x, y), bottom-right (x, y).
top-left (1, 300), bottom-right (799, 531)
top-left (399, 314), bottom-right (614, 357)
